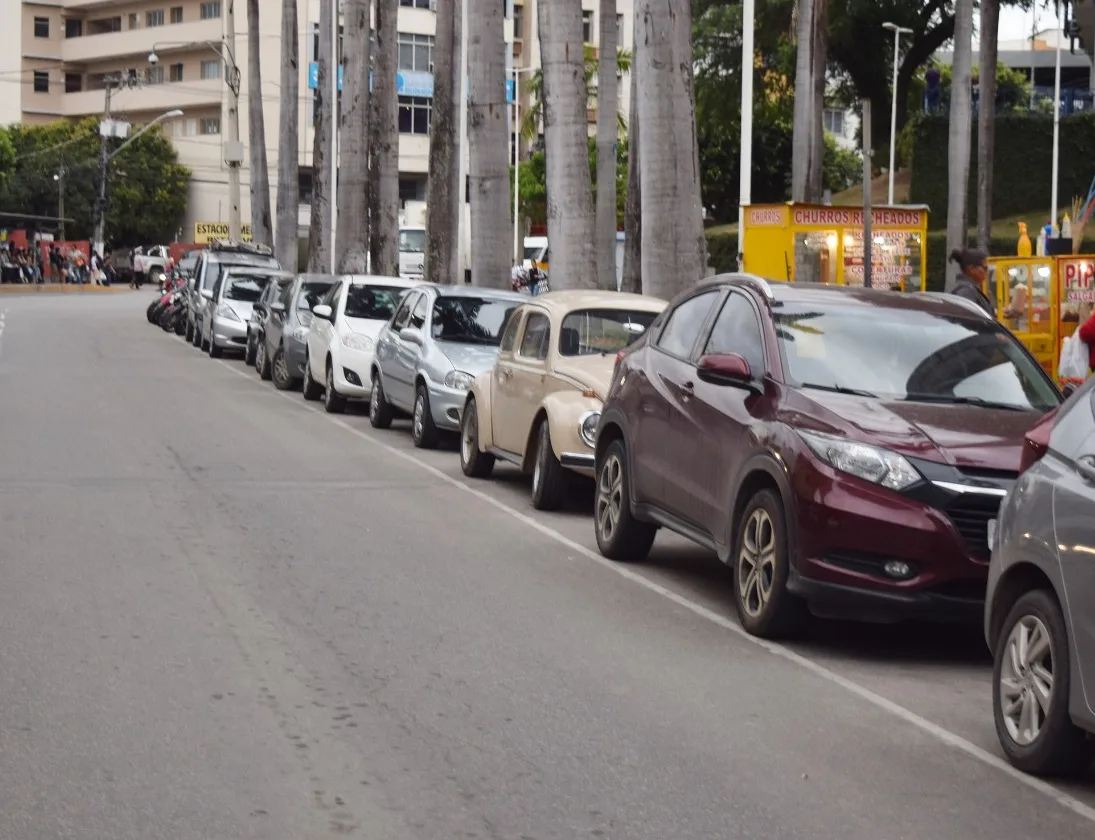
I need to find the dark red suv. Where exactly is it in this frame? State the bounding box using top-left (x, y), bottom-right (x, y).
top-left (594, 275), bottom-right (1062, 638)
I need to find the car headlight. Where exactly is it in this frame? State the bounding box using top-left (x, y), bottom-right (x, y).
top-left (342, 333), bottom-right (374, 352)
top-left (578, 410), bottom-right (601, 447)
top-left (444, 370), bottom-right (474, 391)
top-left (292, 325), bottom-right (310, 342)
top-left (215, 304), bottom-right (241, 321)
top-left (797, 430), bottom-right (921, 491)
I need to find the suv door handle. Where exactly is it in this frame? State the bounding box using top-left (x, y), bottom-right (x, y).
top-left (680, 380), bottom-right (695, 399)
top-left (1077, 455), bottom-right (1095, 483)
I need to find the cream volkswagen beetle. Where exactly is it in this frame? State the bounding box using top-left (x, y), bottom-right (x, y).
top-left (460, 291), bottom-right (667, 510)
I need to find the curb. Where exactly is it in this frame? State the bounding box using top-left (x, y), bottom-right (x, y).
top-left (0, 285), bottom-right (135, 295)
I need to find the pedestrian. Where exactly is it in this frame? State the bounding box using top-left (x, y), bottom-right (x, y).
top-left (947, 248), bottom-right (995, 317)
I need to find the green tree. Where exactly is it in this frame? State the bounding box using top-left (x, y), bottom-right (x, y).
top-left (0, 118), bottom-right (189, 245)
top-left (513, 136), bottom-right (628, 227)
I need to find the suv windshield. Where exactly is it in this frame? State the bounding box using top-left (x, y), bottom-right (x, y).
top-left (774, 304), bottom-right (1061, 412)
top-left (296, 281), bottom-right (335, 311)
top-left (399, 230), bottom-right (425, 253)
top-left (559, 309), bottom-right (656, 356)
top-left (223, 274), bottom-right (272, 303)
top-left (345, 285), bottom-right (404, 320)
top-left (432, 296), bottom-right (519, 345)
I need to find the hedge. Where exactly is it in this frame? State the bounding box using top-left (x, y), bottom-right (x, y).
top-left (909, 112), bottom-right (1095, 228)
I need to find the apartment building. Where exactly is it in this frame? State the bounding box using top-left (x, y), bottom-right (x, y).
top-left (11, 0), bottom-right (634, 242)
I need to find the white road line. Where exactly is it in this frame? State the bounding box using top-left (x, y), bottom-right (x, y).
top-left (199, 345), bottom-right (1095, 824)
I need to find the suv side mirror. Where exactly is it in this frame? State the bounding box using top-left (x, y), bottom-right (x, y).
top-left (313, 304), bottom-right (333, 321)
top-left (696, 353), bottom-right (754, 388)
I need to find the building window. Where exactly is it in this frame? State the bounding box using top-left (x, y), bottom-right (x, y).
top-left (513, 4), bottom-right (524, 39)
top-left (823, 108), bottom-right (845, 136)
top-left (88, 17), bottom-right (122, 34)
top-left (65, 18), bottom-right (83, 37)
top-left (397, 32), bottom-right (434, 72)
top-left (65, 73), bottom-right (82, 93)
top-left (128, 13), bottom-right (139, 29)
top-left (200, 2), bottom-right (222, 20)
top-left (617, 13), bottom-right (624, 45)
top-left (399, 0), bottom-right (432, 6)
top-left (200, 60), bottom-right (221, 80)
top-left (200, 117), bottom-right (221, 135)
top-left (398, 95), bottom-right (430, 134)
top-left (147, 10), bottom-right (165, 27)
top-left (170, 6), bottom-right (183, 23)
top-left (170, 63), bottom-right (184, 82)
top-left (33, 17), bottom-right (49, 38)
top-left (582, 10), bottom-right (593, 43)
top-left (147, 65), bottom-right (165, 84)
top-left (33, 71), bottom-right (49, 93)
top-left (172, 118), bottom-right (197, 137)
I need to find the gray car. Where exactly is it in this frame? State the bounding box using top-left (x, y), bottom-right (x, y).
top-left (985, 378), bottom-right (1095, 776)
top-left (370, 284), bottom-right (526, 448)
top-left (186, 240), bottom-right (279, 350)
top-left (260, 274), bottom-right (337, 391)
top-left (200, 267), bottom-right (294, 358)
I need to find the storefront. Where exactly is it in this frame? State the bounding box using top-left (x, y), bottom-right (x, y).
top-left (740, 203), bottom-right (929, 291)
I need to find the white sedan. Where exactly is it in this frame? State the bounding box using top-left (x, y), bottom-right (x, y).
top-left (302, 274), bottom-right (425, 413)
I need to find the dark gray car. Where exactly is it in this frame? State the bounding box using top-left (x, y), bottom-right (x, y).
top-left (259, 274), bottom-right (336, 391)
top-left (985, 378), bottom-right (1095, 776)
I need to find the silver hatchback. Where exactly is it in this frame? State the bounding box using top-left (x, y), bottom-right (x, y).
top-left (985, 378), bottom-right (1095, 776)
top-left (370, 285), bottom-right (526, 448)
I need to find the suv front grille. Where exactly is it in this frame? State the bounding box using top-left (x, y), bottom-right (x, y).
top-left (944, 495), bottom-right (1003, 561)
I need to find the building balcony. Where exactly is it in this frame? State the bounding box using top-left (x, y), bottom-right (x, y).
top-left (61, 19), bottom-right (222, 66)
top-left (62, 77), bottom-right (223, 117)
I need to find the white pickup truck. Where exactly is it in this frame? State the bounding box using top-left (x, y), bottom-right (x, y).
top-left (133, 245), bottom-right (171, 282)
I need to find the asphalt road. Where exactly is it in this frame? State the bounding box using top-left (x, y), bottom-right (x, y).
top-left (1, 291), bottom-right (1093, 840)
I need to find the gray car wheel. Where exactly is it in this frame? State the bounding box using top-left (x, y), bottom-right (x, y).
top-left (412, 385), bottom-right (440, 449)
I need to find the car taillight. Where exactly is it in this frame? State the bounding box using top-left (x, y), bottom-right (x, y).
top-left (1019, 408), bottom-right (1057, 474)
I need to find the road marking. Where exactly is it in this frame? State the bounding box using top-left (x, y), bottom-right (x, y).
top-left (197, 343), bottom-right (1095, 824)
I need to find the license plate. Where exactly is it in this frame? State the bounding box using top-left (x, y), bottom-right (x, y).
top-left (987, 519), bottom-right (997, 550)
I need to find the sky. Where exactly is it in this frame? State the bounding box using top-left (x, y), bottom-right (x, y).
top-left (997, 5), bottom-right (1059, 42)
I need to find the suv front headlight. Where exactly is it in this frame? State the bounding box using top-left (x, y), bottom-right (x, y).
top-left (444, 370), bottom-right (474, 391)
top-left (797, 429), bottom-right (921, 491)
top-left (578, 410), bottom-right (601, 447)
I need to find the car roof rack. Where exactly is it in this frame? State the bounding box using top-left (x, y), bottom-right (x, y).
top-left (208, 238), bottom-right (274, 256)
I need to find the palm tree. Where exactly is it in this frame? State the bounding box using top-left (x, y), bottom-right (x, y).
top-left (467, 0), bottom-right (510, 288)
top-left (634, 0), bottom-right (705, 299)
top-left (976, 0), bottom-right (999, 254)
top-left (521, 45), bottom-right (631, 141)
top-left (790, 0), bottom-right (826, 203)
top-left (946, 0), bottom-right (975, 290)
top-left (540, 0), bottom-right (596, 290)
top-left (336, 0), bottom-right (371, 273)
top-left (246, 0), bottom-right (272, 247)
top-left (370, 0), bottom-right (399, 277)
top-left (275, 0), bottom-right (300, 270)
top-left (425, 0), bottom-right (462, 284)
top-left (306, 0), bottom-right (334, 272)
top-left (621, 38), bottom-right (641, 295)
top-left (594, 0), bottom-right (619, 291)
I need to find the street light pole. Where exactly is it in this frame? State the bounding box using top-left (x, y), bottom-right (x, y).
top-left (882, 22), bottom-right (913, 206)
top-left (225, 0), bottom-right (243, 240)
top-left (737, 0), bottom-right (755, 268)
top-left (1051, 16), bottom-right (1063, 231)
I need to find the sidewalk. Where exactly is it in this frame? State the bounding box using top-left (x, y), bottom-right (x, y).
top-left (0, 284), bottom-right (134, 295)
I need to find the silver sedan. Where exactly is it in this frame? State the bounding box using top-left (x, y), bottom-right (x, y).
top-left (370, 284), bottom-right (526, 448)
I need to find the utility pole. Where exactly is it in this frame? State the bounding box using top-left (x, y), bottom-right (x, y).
top-left (225, 0), bottom-right (244, 240)
top-left (861, 97), bottom-right (873, 289)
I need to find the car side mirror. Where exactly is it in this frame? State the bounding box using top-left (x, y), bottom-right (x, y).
top-left (696, 353), bottom-right (755, 388)
top-left (313, 304), bottom-right (333, 321)
top-left (201, 288), bottom-right (214, 300)
top-left (270, 301), bottom-right (286, 313)
top-left (1062, 382), bottom-right (1078, 398)
top-left (400, 327), bottom-right (424, 345)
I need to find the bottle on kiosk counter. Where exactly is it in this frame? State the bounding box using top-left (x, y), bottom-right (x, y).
top-left (1037, 225), bottom-right (1048, 256)
top-left (1017, 222), bottom-right (1033, 257)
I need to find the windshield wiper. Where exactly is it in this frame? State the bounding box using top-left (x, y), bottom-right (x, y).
top-left (903, 393), bottom-right (1028, 412)
top-left (800, 382), bottom-right (877, 398)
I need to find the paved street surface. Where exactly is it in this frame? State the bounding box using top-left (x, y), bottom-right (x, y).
top-left (1, 292), bottom-right (1094, 840)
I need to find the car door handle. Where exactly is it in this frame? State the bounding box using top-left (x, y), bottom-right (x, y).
top-left (680, 380), bottom-right (694, 400)
top-left (1077, 455), bottom-right (1095, 483)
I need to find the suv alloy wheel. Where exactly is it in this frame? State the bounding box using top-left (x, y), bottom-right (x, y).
top-left (732, 489), bottom-right (805, 639)
top-left (594, 439), bottom-right (656, 561)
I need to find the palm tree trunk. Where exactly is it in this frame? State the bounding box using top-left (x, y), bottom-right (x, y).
top-left (370, 0), bottom-right (399, 277)
top-left (306, 0), bottom-right (334, 273)
top-left (594, 0), bottom-right (619, 291)
top-left (336, 0), bottom-right (371, 273)
top-left (976, 0), bottom-right (999, 254)
top-left (467, 0), bottom-right (511, 288)
top-left (790, 0), bottom-right (815, 202)
top-left (246, 0), bottom-right (272, 247)
top-left (275, 0), bottom-right (300, 270)
top-left (946, 0), bottom-right (975, 290)
top-left (426, 0), bottom-right (461, 284)
top-left (809, 0), bottom-right (828, 201)
top-left (540, 0), bottom-right (596, 290)
top-left (621, 57), bottom-right (640, 295)
top-left (634, 0), bottom-right (705, 299)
